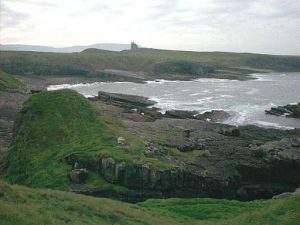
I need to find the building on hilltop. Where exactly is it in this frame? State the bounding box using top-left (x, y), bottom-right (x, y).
top-left (131, 42), bottom-right (139, 50)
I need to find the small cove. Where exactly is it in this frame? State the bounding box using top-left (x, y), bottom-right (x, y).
top-left (48, 72), bottom-right (300, 129)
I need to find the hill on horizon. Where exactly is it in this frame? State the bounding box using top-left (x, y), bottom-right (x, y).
top-left (0, 43), bottom-right (131, 53)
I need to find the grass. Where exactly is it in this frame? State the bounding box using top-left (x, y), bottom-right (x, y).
top-left (0, 70), bottom-right (23, 90)
top-left (0, 48), bottom-right (299, 78)
top-left (1, 89), bottom-right (173, 191)
top-left (0, 181), bottom-right (177, 225)
top-left (139, 195), bottom-right (300, 225)
top-left (0, 181), bottom-right (299, 225)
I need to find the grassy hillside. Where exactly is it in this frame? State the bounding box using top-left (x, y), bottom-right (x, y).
top-left (3, 89), bottom-right (113, 189)
top-left (0, 181), bottom-right (176, 225)
top-left (0, 181), bottom-right (299, 225)
top-left (0, 70), bottom-right (22, 91)
top-left (1, 89), bottom-right (169, 191)
top-left (0, 49), bottom-right (299, 78)
top-left (139, 194), bottom-right (300, 225)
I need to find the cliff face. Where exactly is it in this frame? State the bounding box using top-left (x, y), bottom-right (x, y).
top-left (67, 132), bottom-right (300, 201)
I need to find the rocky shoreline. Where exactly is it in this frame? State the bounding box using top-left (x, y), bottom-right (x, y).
top-left (90, 91), bottom-right (232, 123)
top-left (66, 91), bottom-right (300, 201)
top-left (1, 77), bottom-right (300, 203)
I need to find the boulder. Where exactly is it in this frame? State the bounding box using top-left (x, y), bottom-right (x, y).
top-left (69, 168), bottom-right (88, 183)
top-left (218, 127), bottom-right (240, 137)
top-left (265, 103), bottom-right (300, 119)
top-left (164, 110), bottom-right (198, 119)
top-left (117, 137), bottom-right (126, 145)
top-left (291, 138), bottom-right (300, 147)
top-left (195, 110), bottom-right (231, 122)
top-left (30, 89), bottom-right (42, 94)
top-left (101, 157), bottom-right (116, 181)
top-left (115, 162), bottom-right (126, 182)
top-left (272, 192), bottom-right (293, 199)
top-left (74, 162), bottom-right (80, 169)
top-left (97, 91), bottom-right (156, 108)
top-left (144, 150), bottom-right (155, 157)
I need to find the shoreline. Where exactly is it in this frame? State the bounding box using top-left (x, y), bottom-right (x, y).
top-left (46, 72), bottom-right (300, 130)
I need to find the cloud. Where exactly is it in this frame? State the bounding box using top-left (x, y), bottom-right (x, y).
top-left (0, 0), bottom-right (299, 55)
top-left (0, 2), bottom-right (31, 28)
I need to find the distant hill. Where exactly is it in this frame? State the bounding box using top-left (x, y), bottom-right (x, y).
top-left (0, 43), bottom-right (131, 52)
top-left (0, 48), bottom-right (299, 80)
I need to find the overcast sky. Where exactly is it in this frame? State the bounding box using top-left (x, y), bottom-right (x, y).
top-left (1, 0), bottom-right (299, 55)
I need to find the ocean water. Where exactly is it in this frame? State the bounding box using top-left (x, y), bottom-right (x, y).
top-left (48, 72), bottom-right (300, 129)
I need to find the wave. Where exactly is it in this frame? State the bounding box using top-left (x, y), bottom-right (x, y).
top-left (253, 121), bottom-right (294, 130)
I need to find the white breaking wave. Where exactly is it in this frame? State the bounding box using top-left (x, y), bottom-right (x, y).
top-left (47, 72), bottom-right (300, 130)
top-left (253, 121), bottom-right (294, 130)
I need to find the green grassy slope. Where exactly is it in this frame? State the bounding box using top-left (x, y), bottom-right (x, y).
top-left (1, 181), bottom-right (299, 225)
top-left (139, 195), bottom-right (300, 225)
top-left (2, 89), bottom-right (118, 189)
top-left (0, 48), bottom-right (299, 78)
top-left (1, 89), bottom-right (168, 191)
top-left (0, 70), bottom-right (22, 90)
top-left (0, 181), bottom-right (177, 225)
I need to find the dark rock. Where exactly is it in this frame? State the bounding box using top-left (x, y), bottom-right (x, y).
top-left (69, 168), bottom-right (88, 183)
top-left (164, 110), bottom-right (198, 119)
top-left (64, 153), bottom-right (77, 165)
top-left (164, 137), bottom-right (206, 152)
top-left (115, 162), bottom-right (126, 182)
top-left (218, 127), bottom-right (240, 137)
top-left (231, 128), bottom-right (240, 137)
top-left (291, 138), bottom-right (300, 147)
top-left (272, 192), bottom-right (293, 199)
top-left (74, 162), bottom-right (80, 169)
top-left (195, 110), bottom-right (231, 122)
top-left (101, 157), bottom-right (116, 181)
top-left (30, 89), bottom-right (42, 94)
top-left (136, 107), bottom-right (163, 120)
top-left (265, 103), bottom-right (300, 119)
top-left (144, 150), bottom-right (155, 157)
top-left (97, 91), bottom-right (156, 108)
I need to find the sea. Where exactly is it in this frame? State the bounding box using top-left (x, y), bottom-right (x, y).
top-left (48, 72), bottom-right (300, 129)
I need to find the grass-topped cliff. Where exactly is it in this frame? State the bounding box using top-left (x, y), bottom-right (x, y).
top-left (0, 49), bottom-right (299, 80)
top-left (2, 89), bottom-right (115, 189)
top-left (1, 89), bottom-right (171, 194)
top-left (0, 181), bottom-right (299, 225)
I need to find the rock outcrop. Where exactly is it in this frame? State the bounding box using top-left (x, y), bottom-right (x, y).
top-left (98, 157), bottom-right (233, 197)
top-left (164, 110), bottom-right (231, 122)
top-left (164, 110), bottom-right (198, 119)
top-left (272, 187), bottom-right (300, 199)
top-left (265, 103), bottom-right (300, 118)
top-left (195, 110), bottom-right (231, 122)
top-left (69, 168), bottom-right (88, 183)
top-left (96, 91), bottom-right (156, 108)
top-left (218, 127), bottom-right (240, 137)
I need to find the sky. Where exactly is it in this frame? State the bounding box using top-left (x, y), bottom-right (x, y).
top-left (0, 0), bottom-right (300, 55)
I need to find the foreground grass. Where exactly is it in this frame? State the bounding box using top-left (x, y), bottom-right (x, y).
top-left (139, 195), bottom-right (300, 225)
top-left (0, 181), bottom-right (177, 225)
top-left (0, 181), bottom-right (299, 225)
top-left (0, 70), bottom-right (22, 90)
